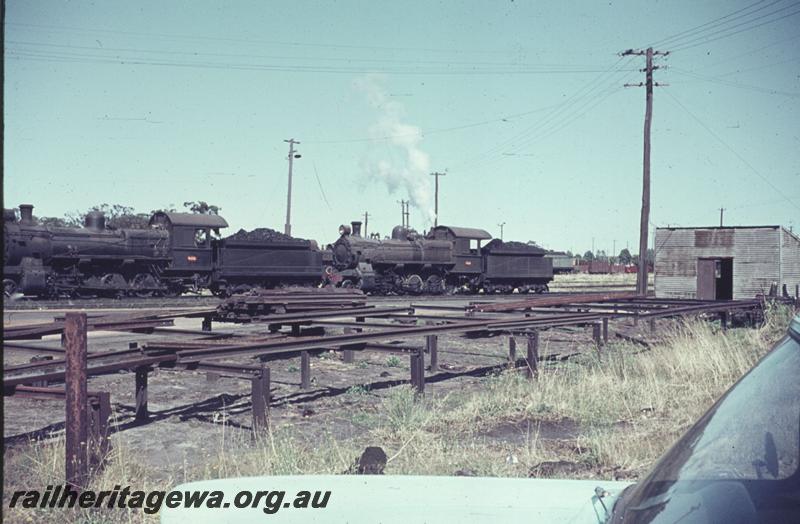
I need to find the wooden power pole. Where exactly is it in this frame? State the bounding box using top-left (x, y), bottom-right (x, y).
top-left (623, 47), bottom-right (668, 296)
top-left (284, 138), bottom-right (301, 236)
top-left (430, 171), bottom-right (446, 227)
top-left (363, 211), bottom-right (370, 236)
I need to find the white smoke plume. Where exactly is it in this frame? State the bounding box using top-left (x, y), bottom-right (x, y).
top-left (354, 74), bottom-right (435, 225)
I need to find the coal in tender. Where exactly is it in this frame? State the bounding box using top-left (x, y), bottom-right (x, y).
top-left (225, 228), bottom-right (308, 243)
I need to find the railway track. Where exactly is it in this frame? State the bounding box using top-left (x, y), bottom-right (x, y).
top-left (4, 290), bottom-right (656, 311)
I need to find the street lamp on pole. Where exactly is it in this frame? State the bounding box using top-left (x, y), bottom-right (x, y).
top-left (284, 139), bottom-right (301, 236)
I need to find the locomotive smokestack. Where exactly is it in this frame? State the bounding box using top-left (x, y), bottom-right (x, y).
top-left (351, 221), bottom-right (362, 237)
top-left (84, 211), bottom-right (106, 230)
top-left (19, 204), bottom-right (34, 225)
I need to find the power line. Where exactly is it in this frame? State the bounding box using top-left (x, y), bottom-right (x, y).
top-left (6, 39), bottom-right (615, 70)
top-left (669, 3), bottom-right (800, 53)
top-left (312, 162), bottom-right (332, 212)
top-left (682, 31), bottom-right (800, 73)
top-left (303, 102), bottom-right (564, 144)
top-left (663, 90), bottom-right (800, 213)
top-left (5, 48), bottom-right (642, 76)
top-left (714, 56), bottom-right (800, 78)
top-left (6, 21), bottom-right (523, 56)
top-left (473, 65), bottom-right (639, 166)
top-left (503, 68), bottom-right (640, 154)
top-left (647, 0), bottom-right (782, 47)
top-left (449, 56), bottom-right (634, 171)
top-left (670, 68), bottom-right (800, 98)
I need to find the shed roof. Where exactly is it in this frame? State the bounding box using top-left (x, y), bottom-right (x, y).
top-left (432, 225), bottom-right (492, 240)
top-left (655, 225), bottom-right (780, 231)
top-left (149, 212), bottom-right (228, 228)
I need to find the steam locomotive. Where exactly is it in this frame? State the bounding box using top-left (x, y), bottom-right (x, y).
top-left (4, 205), bottom-right (552, 298)
top-left (3, 205), bottom-right (322, 298)
top-left (330, 220), bottom-right (552, 294)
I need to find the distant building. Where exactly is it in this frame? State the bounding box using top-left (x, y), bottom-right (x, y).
top-left (654, 226), bottom-right (800, 300)
top-left (544, 251), bottom-right (575, 273)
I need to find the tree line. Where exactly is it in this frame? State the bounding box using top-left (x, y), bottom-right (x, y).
top-left (31, 201), bottom-right (221, 229)
top-left (576, 248), bottom-right (654, 265)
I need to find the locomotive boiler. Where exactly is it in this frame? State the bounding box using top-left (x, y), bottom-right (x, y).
top-left (330, 221), bottom-right (452, 294)
top-left (4, 205), bottom-right (173, 297)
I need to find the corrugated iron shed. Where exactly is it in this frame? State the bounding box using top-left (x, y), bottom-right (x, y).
top-left (655, 225), bottom-right (800, 300)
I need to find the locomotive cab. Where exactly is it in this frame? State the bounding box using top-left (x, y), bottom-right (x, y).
top-left (426, 225), bottom-right (491, 276)
top-left (149, 212), bottom-right (228, 279)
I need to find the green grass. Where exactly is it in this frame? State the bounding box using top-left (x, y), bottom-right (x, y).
top-left (385, 356), bottom-right (402, 368)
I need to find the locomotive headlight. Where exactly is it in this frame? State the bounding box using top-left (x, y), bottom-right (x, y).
top-left (339, 224), bottom-right (351, 236)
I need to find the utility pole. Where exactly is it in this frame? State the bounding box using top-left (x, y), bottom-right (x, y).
top-left (719, 207), bottom-right (725, 227)
top-left (623, 47), bottom-right (669, 296)
top-left (283, 138), bottom-right (301, 236)
top-left (498, 222), bottom-right (506, 240)
top-left (430, 171), bottom-right (446, 227)
top-left (363, 211), bottom-right (370, 237)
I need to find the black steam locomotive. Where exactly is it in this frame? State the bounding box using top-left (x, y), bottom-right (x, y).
top-left (329, 220), bottom-right (552, 294)
top-left (3, 205), bottom-right (323, 298)
top-left (4, 205), bottom-right (552, 298)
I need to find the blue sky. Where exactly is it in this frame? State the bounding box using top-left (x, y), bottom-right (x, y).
top-left (4, 0), bottom-right (799, 254)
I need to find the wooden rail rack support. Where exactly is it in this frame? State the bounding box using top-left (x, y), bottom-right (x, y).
top-left (342, 327), bottom-right (355, 364)
top-left (426, 335), bottom-right (439, 372)
top-left (300, 351), bottom-right (311, 389)
top-left (251, 365), bottom-right (271, 433)
top-left (592, 322), bottom-right (603, 348)
top-left (135, 366), bottom-right (150, 422)
top-left (88, 391), bottom-right (112, 470)
top-left (509, 336), bottom-right (517, 364)
top-left (526, 331), bottom-right (539, 380)
top-left (602, 317), bottom-right (609, 343)
top-left (29, 355), bottom-right (53, 387)
top-left (410, 347), bottom-right (425, 395)
top-left (202, 316), bottom-right (213, 332)
top-left (65, 312), bottom-right (88, 489)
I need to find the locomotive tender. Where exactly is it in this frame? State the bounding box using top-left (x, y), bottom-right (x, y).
top-left (330, 220), bottom-right (552, 294)
top-left (4, 205), bottom-right (552, 298)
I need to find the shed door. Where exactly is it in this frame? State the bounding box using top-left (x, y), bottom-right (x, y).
top-left (697, 258), bottom-right (717, 300)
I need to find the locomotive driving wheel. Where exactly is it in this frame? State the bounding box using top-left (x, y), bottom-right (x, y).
top-left (101, 273), bottom-right (127, 298)
top-left (402, 274), bottom-right (424, 295)
top-left (130, 273), bottom-right (157, 298)
top-left (425, 275), bottom-right (445, 295)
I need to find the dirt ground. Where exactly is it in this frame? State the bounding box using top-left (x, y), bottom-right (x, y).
top-left (3, 294), bottom-right (639, 481)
